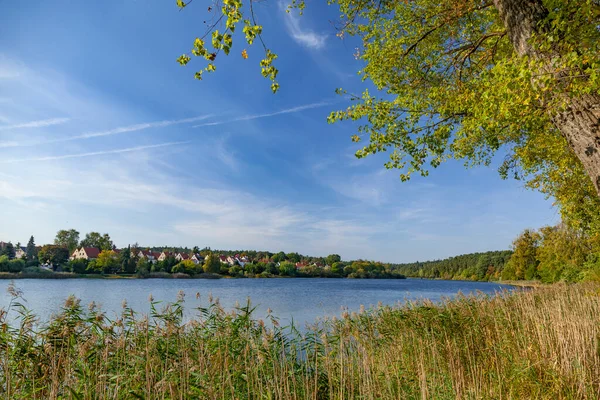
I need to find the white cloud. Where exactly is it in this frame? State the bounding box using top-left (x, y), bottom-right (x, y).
top-left (281, 4), bottom-right (328, 49)
top-left (0, 153), bottom-right (387, 258)
top-left (1, 141), bottom-right (190, 163)
top-left (0, 117), bottom-right (70, 131)
top-left (0, 116), bottom-right (211, 148)
top-left (193, 101), bottom-right (331, 128)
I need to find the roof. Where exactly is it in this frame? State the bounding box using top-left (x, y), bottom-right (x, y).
top-left (83, 248), bottom-right (100, 258)
top-left (140, 250), bottom-right (159, 258)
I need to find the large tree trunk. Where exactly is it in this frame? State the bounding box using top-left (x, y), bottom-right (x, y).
top-left (493, 0), bottom-right (600, 197)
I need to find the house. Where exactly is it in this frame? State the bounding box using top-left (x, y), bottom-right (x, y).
top-left (226, 256), bottom-right (237, 266)
top-left (295, 262), bottom-right (308, 270)
top-left (158, 251), bottom-right (172, 262)
top-left (136, 250), bottom-right (159, 263)
top-left (175, 253), bottom-right (190, 262)
top-left (218, 255), bottom-right (228, 264)
top-left (71, 247), bottom-right (101, 260)
top-left (15, 246), bottom-right (27, 259)
top-left (191, 254), bottom-right (203, 265)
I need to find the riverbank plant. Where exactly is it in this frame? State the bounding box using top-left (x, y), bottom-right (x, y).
top-left (0, 283), bottom-right (598, 399)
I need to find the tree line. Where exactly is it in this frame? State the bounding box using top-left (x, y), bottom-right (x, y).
top-left (390, 251), bottom-right (514, 281)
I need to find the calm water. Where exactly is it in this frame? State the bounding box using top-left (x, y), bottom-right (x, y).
top-left (0, 278), bottom-right (513, 327)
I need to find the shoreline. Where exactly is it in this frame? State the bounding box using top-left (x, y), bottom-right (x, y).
top-left (0, 272), bottom-right (407, 280)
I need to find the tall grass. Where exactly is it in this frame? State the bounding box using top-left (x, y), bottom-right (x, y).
top-left (0, 283), bottom-right (599, 399)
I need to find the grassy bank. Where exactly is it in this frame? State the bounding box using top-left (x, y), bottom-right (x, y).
top-left (1, 284), bottom-right (599, 399)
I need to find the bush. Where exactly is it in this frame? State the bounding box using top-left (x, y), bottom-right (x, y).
top-left (8, 259), bottom-right (25, 273)
top-left (69, 259), bottom-right (89, 274)
top-left (0, 255), bottom-right (9, 272)
top-left (229, 265), bottom-right (243, 277)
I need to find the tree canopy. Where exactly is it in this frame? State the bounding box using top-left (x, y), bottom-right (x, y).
top-left (80, 232), bottom-right (114, 251)
top-left (54, 229), bottom-right (80, 253)
top-left (177, 0), bottom-right (600, 232)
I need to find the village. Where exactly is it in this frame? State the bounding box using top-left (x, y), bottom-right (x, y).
top-left (0, 236), bottom-right (401, 279)
top-left (70, 247), bottom-right (254, 268)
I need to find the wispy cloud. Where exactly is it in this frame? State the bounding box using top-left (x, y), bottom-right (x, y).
top-left (280, 3), bottom-right (327, 50)
top-left (1, 141), bottom-right (190, 163)
top-left (0, 117), bottom-right (70, 131)
top-left (193, 101), bottom-right (331, 128)
top-left (0, 115), bottom-right (211, 148)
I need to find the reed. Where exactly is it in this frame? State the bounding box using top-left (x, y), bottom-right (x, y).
top-left (0, 283), bottom-right (598, 399)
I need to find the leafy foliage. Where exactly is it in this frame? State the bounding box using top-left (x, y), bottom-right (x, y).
top-left (54, 229), bottom-right (80, 253)
top-left (177, 0), bottom-right (600, 233)
top-left (502, 224), bottom-right (600, 283)
top-left (393, 250), bottom-right (513, 281)
top-left (25, 236), bottom-right (37, 261)
top-left (0, 242), bottom-right (15, 260)
top-left (176, 0), bottom-right (280, 92)
top-left (80, 232), bottom-right (114, 251)
top-left (37, 245), bottom-right (69, 268)
top-left (203, 252), bottom-right (221, 273)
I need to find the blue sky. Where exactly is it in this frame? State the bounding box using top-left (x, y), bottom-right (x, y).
top-left (0, 1), bottom-right (559, 262)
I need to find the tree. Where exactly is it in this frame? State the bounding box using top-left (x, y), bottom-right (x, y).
top-left (68, 258), bottom-right (89, 274)
top-left (0, 242), bottom-right (15, 260)
top-left (136, 257), bottom-right (150, 277)
top-left (173, 259), bottom-right (199, 274)
top-left (54, 229), bottom-right (80, 253)
top-left (93, 250), bottom-right (120, 274)
top-left (8, 259), bottom-right (25, 273)
top-left (272, 251), bottom-right (287, 263)
top-left (325, 254), bottom-right (341, 266)
top-left (121, 245), bottom-right (134, 274)
top-left (535, 224), bottom-right (590, 282)
top-left (505, 229), bottom-right (541, 280)
top-left (26, 236), bottom-right (37, 261)
top-left (286, 252), bottom-right (301, 263)
top-left (331, 262), bottom-right (345, 276)
top-left (178, 0), bottom-right (600, 231)
top-left (38, 245), bottom-right (69, 269)
top-left (203, 252), bottom-right (221, 274)
top-left (80, 232), bottom-right (113, 251)
top-left (0, 255), bottom-right (8, 272)
top-left (279, 261), bottom-right (297, 276)
top-left (265, 262), bottom-right (278, 275)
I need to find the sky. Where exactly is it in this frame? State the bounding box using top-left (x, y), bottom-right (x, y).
top-left (0, 0), bottom-right (559, 262)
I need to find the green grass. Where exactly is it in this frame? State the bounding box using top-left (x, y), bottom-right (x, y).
top-left (0, 283), bottom-right (599, 399)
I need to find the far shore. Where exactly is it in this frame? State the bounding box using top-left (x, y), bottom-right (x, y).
top-left (0, 271), bottom-right (543, 286)
top-left (0, 272), bottom-right (408, 280)
top-left (0, 272), bottom-right (224, 280)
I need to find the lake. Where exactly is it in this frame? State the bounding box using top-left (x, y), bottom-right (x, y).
top-left (0, 278), bottom-right (514, 328)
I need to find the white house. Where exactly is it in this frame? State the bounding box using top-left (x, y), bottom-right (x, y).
top-left (15, 246), bottom-right (27, 259)
top-left (71, 247), bottom-right (101, 260)
top-left (175, 253), bottom-right (190, 262)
